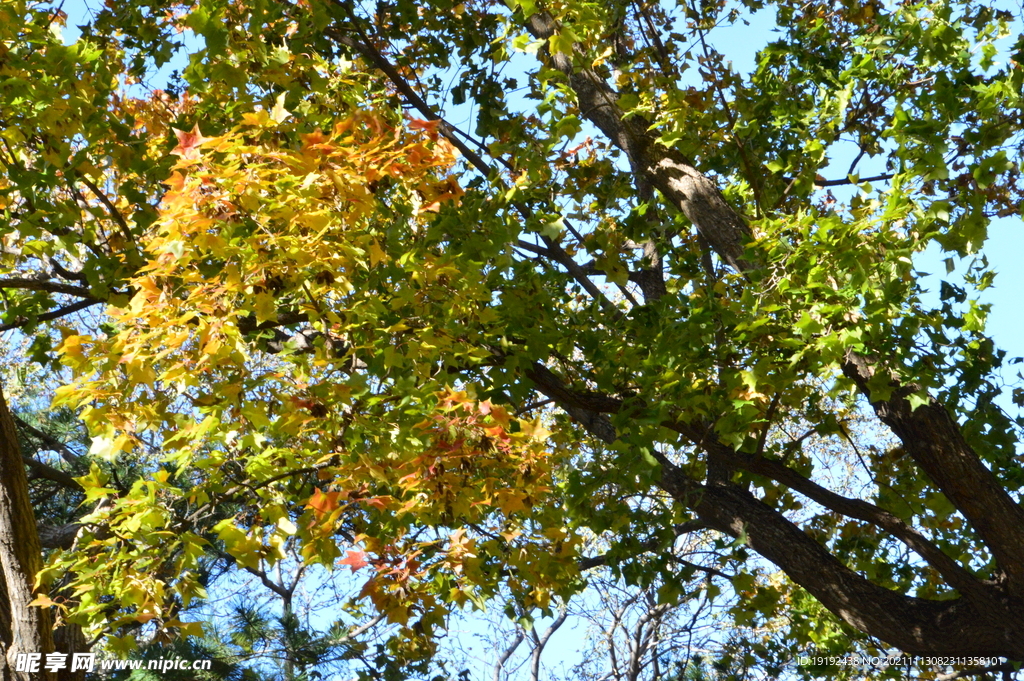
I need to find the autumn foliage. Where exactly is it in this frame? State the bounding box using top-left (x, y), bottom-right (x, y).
top-left (2, 0), bottom-right (1024, 678)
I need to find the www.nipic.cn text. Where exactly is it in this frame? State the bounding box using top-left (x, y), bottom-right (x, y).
top-left (14, 653), bottom-right (213, 674)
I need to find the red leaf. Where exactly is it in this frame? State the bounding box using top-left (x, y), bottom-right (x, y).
top-left (171, 124), bottom-right (211, 160)
top-left (339, 549), bottom-right (368, 571)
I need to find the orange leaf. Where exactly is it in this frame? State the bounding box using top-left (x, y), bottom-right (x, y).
top-left (362, 496), bottom-right (389, 511)
top-left (171, 124), bottom-right (211, 160)
top-left (408, 117), bottom-right (441, 140)
top-left (307, 488), bottom-right (341, 518)
top-left (339, 549), bottom-right (368, 571)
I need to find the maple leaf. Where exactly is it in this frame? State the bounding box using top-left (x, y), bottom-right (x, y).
top-left (270, 92), bottom-right (290, 124)
top-left (170, 124), bottom-right (210, 160)
top-left (361, 496), bottom-right (389, 511)
top-left (307, 487), bottom-right (342, 518)
top-left (300, 129), bottom-right (332, 150)
top-left (408, 117), bottom-right (441, 140)
top-left (339, 549), bottom-right (369, 571)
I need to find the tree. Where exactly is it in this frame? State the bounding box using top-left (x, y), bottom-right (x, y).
top-left (1, 381), bottom-right (56, 678)
top-left (1, 357), bottom-right (91, 681)
top-left (1, 0), bottom-right (1023, 677)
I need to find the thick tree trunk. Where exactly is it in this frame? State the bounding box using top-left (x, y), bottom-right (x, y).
top-left (0, 385), bottom-right (55, 681)
top-left (1, 564), bottom-right (13, 681)
top-left (52, 626), bottom-right (85, 681)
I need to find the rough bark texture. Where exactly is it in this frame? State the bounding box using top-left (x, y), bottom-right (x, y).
top-left (691, 479), bottom-right (1024, 656)
top-left (843, 353), bottom-right (1024, 595)
top-left (0, 385), bottom-right (55, 681)
top-left (52, 626), bottom-right (85, 681)
top-left (1, 564), bottom-right (13, 681)
top-left (525, 13), bottom-right (752, 272)
top-left (35, 526), bottom-right (80, 552)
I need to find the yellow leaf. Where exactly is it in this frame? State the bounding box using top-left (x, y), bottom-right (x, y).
top-left (89, 433), bottom-right (131, 461)
top-left (271, 92), bottom-right (290, 123)
top-left (242, 110), bottom-right (270, 127)
top-left (369, 239), bottom-right (387, 267)
top-left (106, 635), bottom-right (138, 654)
top-left (254, 292), bottom-right (277, 324)
top-left (592, 45), bottom-right (614, 68)
top-left (202, 335), bottom-right (222, 356)
top-left (519, 418), bottom-right (551, 442)
top-left (496, 490), bottom-right (527, 515)
top-left (177, 621), bottom-right (205, 637)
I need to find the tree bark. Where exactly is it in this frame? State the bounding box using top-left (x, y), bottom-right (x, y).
top-left (524, 12), bottom-right (752, 272)
top-left (0, 384), bottom-right (55, 680)
top-left (843, 353), bottom-right (1024, 597)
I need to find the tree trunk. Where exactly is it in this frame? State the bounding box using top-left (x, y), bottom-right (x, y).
top-left (0, 384), bottom-right (55, 681)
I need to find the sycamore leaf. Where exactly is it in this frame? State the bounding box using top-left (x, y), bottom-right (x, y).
top-left (368, 239), bottom-right (387, 267)
top-left (89, 433), bottom-right (129, 461)
top-left (241, 110), bottom-right (270, 127)
top-left (254, 292), bottom-right (277, 324)
top-left (176, 621), bottom-right (205, 637)
top-left (549, 31), bottom-right (574, 56)
top-left (408, 117), bottom-right (441, 140)
top-left (907, 391), bottom-right (931, 412)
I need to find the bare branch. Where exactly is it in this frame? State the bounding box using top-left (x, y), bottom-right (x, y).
top-left (493, 630), bottom-right (525, 681)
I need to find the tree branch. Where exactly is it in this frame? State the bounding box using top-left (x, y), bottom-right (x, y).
top-left (0, 277), bottom-right (94, 299)
top-left (578, 521), bottom-right (709, 570)
top-left (718, 448), bottom-right (989, 602)
top-left (0, 299), bottom-right (101, 332)
top-left (324, 4), bottom-right (634, 315)
top-left (523, 12), bottom-right (752, 273)
top-left (37, 522), bottom-right (81, 550)
top-left (843, 352), bottom-right (1024, 596)
top-left (75, 174), bottom-right (135, 247)
top-left (14, 416), bottom-right (84, 467)
top-left (22, 456), bottom-right (83, 492)
top-left (212, 547), bottom-right (290, 599)
top-left (522, 361), bottom-right (1022, 656)
top-left (493, 630), bottom-right (525, 681)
